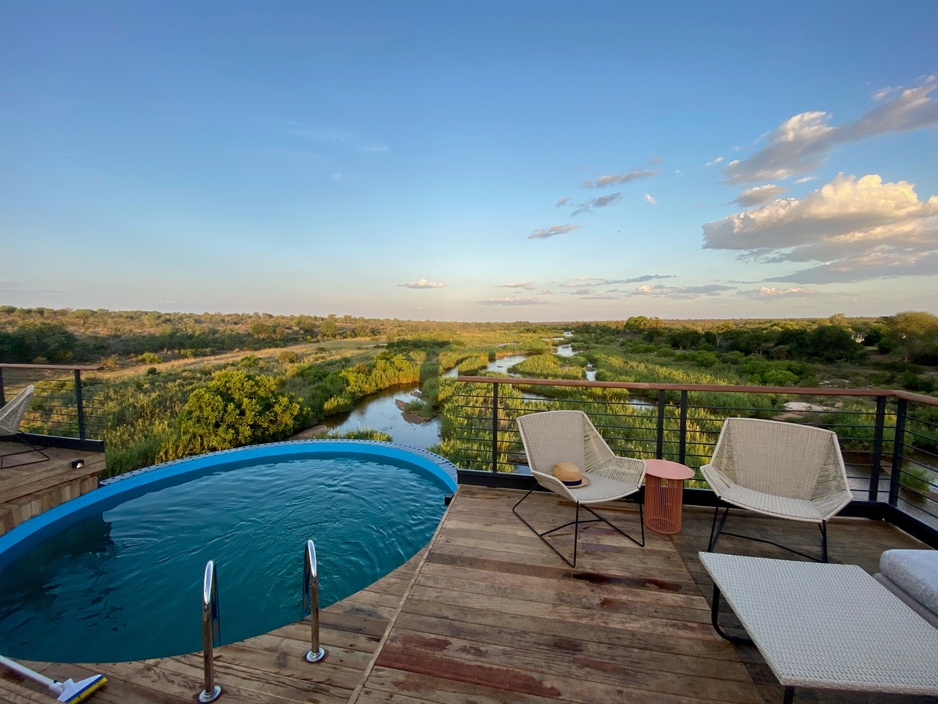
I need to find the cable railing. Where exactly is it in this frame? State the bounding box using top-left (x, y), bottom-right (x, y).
top-left (0, 363), bottom-right (104, 450)
top-left (444, 376), bottom-right (938, 545)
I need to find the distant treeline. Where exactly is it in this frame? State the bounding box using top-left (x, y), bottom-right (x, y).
top-left (2, 305), bottom-right (937, 370)
top-left (0, 306), bottom-right (552, 365)
top-left (571, 312), bottom-right (938, 367)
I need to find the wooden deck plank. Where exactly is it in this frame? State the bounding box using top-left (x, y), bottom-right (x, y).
top-left (3, 482), bottom-right (933, 703)
top-left (0, 442), bottom-right (104, 535)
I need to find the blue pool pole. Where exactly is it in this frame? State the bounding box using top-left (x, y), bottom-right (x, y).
top-left (303, 539), bottom-right (327, 663)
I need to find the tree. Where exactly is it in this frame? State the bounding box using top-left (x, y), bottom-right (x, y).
top-left (805, 325), bottom-right (863, 363)
top-left (0, 322), bottom-right (77, 363)
top-left (320, 315), bottom-right (338, 339)
top-left (177, 370), bottom-right (300, 453)
top-left (881, 312), bottom-right (938, 363)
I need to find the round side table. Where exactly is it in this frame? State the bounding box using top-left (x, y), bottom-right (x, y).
top-left (643, 459), bottom-right (695, 534)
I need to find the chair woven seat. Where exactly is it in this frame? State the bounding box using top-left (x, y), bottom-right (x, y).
top-left (514, 410), bottom-right (645, 567)
top-left (702, 417), bottom-right (852, 561)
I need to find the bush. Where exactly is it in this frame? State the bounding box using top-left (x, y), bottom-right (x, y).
top-left (900, 370), bottom-right (936, 393)
top-left (172, 370), bottom-right (300, 455)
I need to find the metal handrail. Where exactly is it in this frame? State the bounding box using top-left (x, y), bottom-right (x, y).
top-left (199, 560), bottom-right (222, 702)
top-left (0, 363), bottom-right (104, 447)
top-left (302, 539), bottom-right (327, 663)
top-left (447, 375), bottom-right (938, 547)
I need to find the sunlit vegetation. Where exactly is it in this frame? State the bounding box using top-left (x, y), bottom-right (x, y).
top-left (4, 307), bottom-right (937, 482)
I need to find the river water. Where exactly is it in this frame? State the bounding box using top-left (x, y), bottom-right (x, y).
top-left (320, 354), bottom-right (529, 449)
top-left (319, 348), bottom-right (604, 451)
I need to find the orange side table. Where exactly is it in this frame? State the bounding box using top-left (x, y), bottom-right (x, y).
top-left (643, 459), bottom-right (695, 534)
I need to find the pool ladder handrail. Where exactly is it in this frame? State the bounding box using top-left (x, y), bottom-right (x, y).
top-left (199, 560), bottom-right (222, 702)
top-left (303, 539), bottom-right (327, 663)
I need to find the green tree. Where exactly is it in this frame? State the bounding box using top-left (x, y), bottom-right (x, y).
top-left (0, 322), bottom-right (77, 363)
top-left (320, 315), bottom-right (339, 339)
top-left (882, 311), bottom-right (938, 363)
top-left (176, 370), bottom-right (300, 454)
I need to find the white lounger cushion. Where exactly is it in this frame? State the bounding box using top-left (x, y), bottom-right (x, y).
top-left (879, 549), bottom-right (938, 616)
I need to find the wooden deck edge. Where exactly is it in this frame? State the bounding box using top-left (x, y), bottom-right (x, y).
top-left (346, 486), bottom-right (463, 704)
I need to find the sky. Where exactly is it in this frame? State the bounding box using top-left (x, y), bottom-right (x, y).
top-left (2, 1), bottom-right (937, 323)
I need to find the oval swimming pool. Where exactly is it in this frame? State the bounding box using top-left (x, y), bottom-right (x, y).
top-left (0, 441), bottom-right (457, 663)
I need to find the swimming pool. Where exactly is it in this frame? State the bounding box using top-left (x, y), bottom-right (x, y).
top-left (0, 441), bottom-right (457, 663)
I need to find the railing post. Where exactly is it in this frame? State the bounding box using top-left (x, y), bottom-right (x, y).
top-left (869, 396), bottom-right (887, 502)
top-left (678, 391), bottom-right (688, 465)
top-left (491, 382), bottom-right (500, 473)
top-left (655, 390), bottom-right (666, 459)
top-left (888, 397), bottom-right (908, 506)
top-left (303, 540), bottom-right (327, 663)
top-left (199, 561), bottom-right (221, 703)
top-left (0, 368), bottom-right (5, 406)
top-left (74, 370), bottom-right (86, 440)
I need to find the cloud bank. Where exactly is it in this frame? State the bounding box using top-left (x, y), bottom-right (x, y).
top-left (723, 78), bottom-right (938, 184)
top-left (703, 173), bottom-right (938, 283)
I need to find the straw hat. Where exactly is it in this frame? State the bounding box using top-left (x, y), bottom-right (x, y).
top-left (552, 462), bottom-right (589, 488)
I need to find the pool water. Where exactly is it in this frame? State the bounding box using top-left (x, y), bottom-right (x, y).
top-left (0, 451), bottom-right (449, 663)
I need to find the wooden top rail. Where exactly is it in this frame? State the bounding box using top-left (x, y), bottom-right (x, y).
top-left (0, 363), bottom-right (103, 372)
top-left (456, 375), bottom-right (938, 407)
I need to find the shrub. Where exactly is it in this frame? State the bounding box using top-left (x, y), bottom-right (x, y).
top-left (172, 370), bottom-right (300, 455)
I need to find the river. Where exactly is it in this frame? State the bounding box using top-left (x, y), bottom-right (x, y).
top-left (320, 354), bottom-right (529, 449)
top-left (319, 348), bottom-right (606, 450)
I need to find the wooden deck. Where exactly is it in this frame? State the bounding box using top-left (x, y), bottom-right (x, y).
top-left (2, 485), bottom-right (934, 703)
top-left (0, 441), bottom-right (104, 536)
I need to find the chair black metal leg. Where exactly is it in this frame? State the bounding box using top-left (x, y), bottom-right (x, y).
top-left (707, 505), bottom-right (730, 552)
top-left (512, 487), bottom-right (579, 567)
top-left (513, 489), bottom-right (644, 568)
top-left (0, 434), bottom-right (50, 469)
top-left (583, 503), bottom-right (644, 548)
top-left (707, 502), bottom-right (830, 562)
top-left (820, 521), bottom-right (828, 563)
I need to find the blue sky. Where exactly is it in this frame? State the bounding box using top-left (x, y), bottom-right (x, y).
top-left (2, 1), bottom-right (937, 322)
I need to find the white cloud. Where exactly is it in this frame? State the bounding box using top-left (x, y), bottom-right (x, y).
top-left (794, 176), bottom-right (817, 184)
top-left (644, 193), bottom-right (656, 205)
top-left (555, 197), bottom-right (571, 207)
top-left (399, 279), bottom-right (446, 289)
top-left (703, 173), bottom-right (938, 283)
top-left (329, 172), bottom-right (343, 182)
top-left (705, 156), bottom-right (725, 166)
top-left (571, 192), bottom-right (624, 216)
top-left (498, 281), bottom-right (536, 290)
top-left (723, 78), bottom-right (938, 184)
top-left (480, 296), bottom-right (543, 306)
top-left (744, 286), bottom-right (817, 298)
top-left (630, 283), bottom-right (735, 299)
top-left (733, 184), bottom-right (786, 207)
top-left (528, 224), bottom-right (581, 240)
top-left (558, 274), bottom-right (674, 290)
top-left (581, 171), bottom-right (655, 188)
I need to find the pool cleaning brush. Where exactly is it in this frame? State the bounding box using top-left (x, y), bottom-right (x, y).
top-left (0, 655), bottom-right (107, 702)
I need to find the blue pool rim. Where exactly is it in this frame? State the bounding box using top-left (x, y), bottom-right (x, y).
top-left (0, 440), bottom-right (458, 568)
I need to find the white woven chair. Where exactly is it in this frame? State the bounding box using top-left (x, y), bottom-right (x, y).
top-left (702, 417), bottom-right (852, 562)
top-left (514, 410), bottom-right (646, 567)
top-left (0, 385), bottom-right (49, 468)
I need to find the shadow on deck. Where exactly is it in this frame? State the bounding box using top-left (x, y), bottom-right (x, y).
top-left (3, 485), bottom-right (934, 703)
